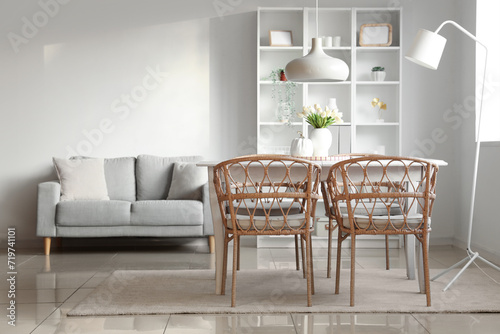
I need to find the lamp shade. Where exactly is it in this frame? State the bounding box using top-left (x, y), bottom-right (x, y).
top-left (285, 38), bottom-right (349, 82)
top-left (405, 29), bottom-right (447, 70)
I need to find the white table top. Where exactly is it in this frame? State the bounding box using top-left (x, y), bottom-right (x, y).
top-left (197, 157), bottom-right (448, 168)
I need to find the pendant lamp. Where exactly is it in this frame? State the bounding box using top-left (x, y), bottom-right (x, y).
top-left (285, 0), bottom-right (349, 82)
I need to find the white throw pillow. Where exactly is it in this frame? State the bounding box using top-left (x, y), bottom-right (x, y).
top-left (53, 158), bottom-right (110, 201)
top-left (167, 162), bottom-right (207, 200)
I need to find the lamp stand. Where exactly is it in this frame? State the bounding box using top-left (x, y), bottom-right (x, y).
top-left (427, 21), bottom-right (500, 291)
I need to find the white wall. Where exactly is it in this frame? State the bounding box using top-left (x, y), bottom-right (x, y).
top-left (0, 0), bottom-right (488, 255)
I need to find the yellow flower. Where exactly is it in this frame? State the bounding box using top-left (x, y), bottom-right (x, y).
top-left (371, 98), bottom-right (380, 107)
top-left (378, 102), bottom-right (387, 110)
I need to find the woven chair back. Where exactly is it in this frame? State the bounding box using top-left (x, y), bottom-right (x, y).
top-left (326, 156), bottom-right (439, 235)
top-left (213, 155), bottom-right (321, 235)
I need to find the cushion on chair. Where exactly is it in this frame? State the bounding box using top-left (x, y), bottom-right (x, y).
top-left (226, 213), bottom-right (314, 230)
top-left (166, 162), bottom-right (208, 200)
top-left (56, 200), bottom-right (130, 226)
top-left (332, 200), bottom-right (403, 216)
top-left (341, 213), bottom-right (429, 230)
top-left (53, 158), bottom-right (109, 201)
top-left (227, 201), bottom-right (303, 217)
top-left (104, 157), bottom-right (136, 201)
top-left (136, 155), bottom-right (203, 201)
top-left (131, 200), bottom-right (203, 226)
top-left (225, 201), bottom-right (315, 230)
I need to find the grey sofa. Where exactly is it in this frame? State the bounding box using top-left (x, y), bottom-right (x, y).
top-left (37, 155), bottom-right (213, 255)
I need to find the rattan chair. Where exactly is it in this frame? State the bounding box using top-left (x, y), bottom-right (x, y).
top-left (213, 155), bottom-right (321, 307)
top-left (325, 156), bottom-right (439, 306)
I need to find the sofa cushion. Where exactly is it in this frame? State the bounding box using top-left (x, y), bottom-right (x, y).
top-left (167, 162), bottom-right (208, 200)
top-left (136, 155), bottom-right (203, 201)
top-left (56, 200), bottom-right (131, 226)
top-left (53, 158), bottom-right (109, 201)
top-left (131, 200), bottom-right (203, 226)
top-left (104, 157), bottom-right (136, 201)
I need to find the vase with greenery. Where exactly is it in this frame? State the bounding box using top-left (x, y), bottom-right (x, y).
top-left (296, 104), bottom-right (343, 156)
top-left (269, 69), bottom-right (297, 125)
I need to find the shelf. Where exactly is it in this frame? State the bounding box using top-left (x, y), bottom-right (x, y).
top-left (259, 80), bottom-right (303, 85)
top-left (356, 81), bottom-right (399, 85)
top-left (305, 81), bottom-right (351, 85)
top-left (356, 122), bottom-right (399, 126)
top-left (306, 46), bottom-right (352, 51)
top-left (356, 46), bottom-right (400, 52)
top-left (260, 122), bottom-right (302, 126)
top-left (259, 46), bottom-right (303, 51)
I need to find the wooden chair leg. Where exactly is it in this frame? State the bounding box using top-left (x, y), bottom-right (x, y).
top-left (301, 235), bottom-right (306, 278)
top-left (44, 237), bottom-right (51, 255)
top-left (423, 233), bottom-right (431, 306)
top-left (221, 234), bottom-right (229, 295)
top-left (305, 231), bottom-right (313, 307)
top-left (231, 233), bottom-right (239, 307)
top-left (350, 234), bottom-right (356, 307)
top-left (335, 229), bottom-right (343, 295)
top-left (237, 235), bottom-right (241, 271)
top-left (294, 235), bottom-right (300, 271)
top-left (308, 233), bottom-right (315, 295)
top-left (385, 235), bottom-right (390, 270)
top-left (208, 235), bottom-right (215, 254)
top-left (327, 218), bottom-right (333, 278)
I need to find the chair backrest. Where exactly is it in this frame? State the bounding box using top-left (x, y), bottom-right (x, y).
top-left (213, 155), bottom-right (321, 234)
top-left (326, 156), bottom-right (439, 233)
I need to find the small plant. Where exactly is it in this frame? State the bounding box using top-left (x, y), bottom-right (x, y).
top-left (269, 68), bottom-right (297, 125)
top-left (297, 104), bottom-right (343, 128)
top-left (270, 68), bottom-right (287, 81)
top-left (371, 98), bottom-right (387, 121)
top-left (371, 66), bottom-right (385, 72)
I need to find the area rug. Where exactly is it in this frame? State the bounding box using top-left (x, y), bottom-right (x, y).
top-left (68, 268), bottom-right (500, 315)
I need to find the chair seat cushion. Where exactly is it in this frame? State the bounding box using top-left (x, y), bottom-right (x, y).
top-left (341, 213), bottom-right (430, 230)
top-left (332, 201), bottom-right (403, 216)
top-left (225, 201), bottom-right (311, 230)
top-left (56, 200), bottom-right (131, 226)
top-left (131, 200), bottom-right (203, 226)
top-left (228, 201), bottom-right (303, 216)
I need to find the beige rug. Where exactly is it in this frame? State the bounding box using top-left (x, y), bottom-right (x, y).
top-left (68, 268), bottom-right (500, 315)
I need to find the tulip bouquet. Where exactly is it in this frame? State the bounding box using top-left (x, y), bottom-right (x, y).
top-left (297, 104), bottom-right (344, 128)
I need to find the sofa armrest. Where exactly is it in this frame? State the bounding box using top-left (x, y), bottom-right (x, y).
top-left (36, 181), bottom-right (60, 237)
top-left (201, 183), bottom-right (214, 236)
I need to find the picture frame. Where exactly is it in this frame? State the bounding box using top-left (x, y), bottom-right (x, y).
top-left (269, 30), bottom-right (293, 47)
top-left (359, 23), bottom-right (393, 47)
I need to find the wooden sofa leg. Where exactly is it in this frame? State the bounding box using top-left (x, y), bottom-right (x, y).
top-left (208, 235), bottom-right (215, 254)
top-left (44, 237), bottom-right (51, 255)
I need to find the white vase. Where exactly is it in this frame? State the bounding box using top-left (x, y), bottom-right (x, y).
top-left (309, 128), bottom-right (332, 157)
top-left (371, 71), bottom-right (386, 81)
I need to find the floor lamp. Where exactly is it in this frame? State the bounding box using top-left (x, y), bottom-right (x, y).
top-left (405, 20), bottom-right (500, 291)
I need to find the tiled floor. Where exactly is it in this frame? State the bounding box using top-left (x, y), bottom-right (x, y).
top-left (1, 239), bottom-right (499, 333)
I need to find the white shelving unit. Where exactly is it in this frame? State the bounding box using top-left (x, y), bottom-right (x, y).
top-left (257, 6), bottom-right (403, 248)
top-left (257, 6), bottom-right (402, 157)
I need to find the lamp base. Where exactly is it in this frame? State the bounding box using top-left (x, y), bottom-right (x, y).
top-left (431, 248), bottom-right (500, 291)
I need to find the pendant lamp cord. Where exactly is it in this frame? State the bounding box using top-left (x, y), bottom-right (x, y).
top-left (316, 0), bottom-right (319, 37)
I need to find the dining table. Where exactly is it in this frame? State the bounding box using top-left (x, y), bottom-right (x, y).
top-left (198, 156), bottom-right (448, 295)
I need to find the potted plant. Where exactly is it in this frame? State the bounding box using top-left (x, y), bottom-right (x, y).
top-left (269, 69), bottom-right (297, 125)
top-left (371, 66), bottom-right (386, 81)
top-left (296, 104), bottom-right (344, 156)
